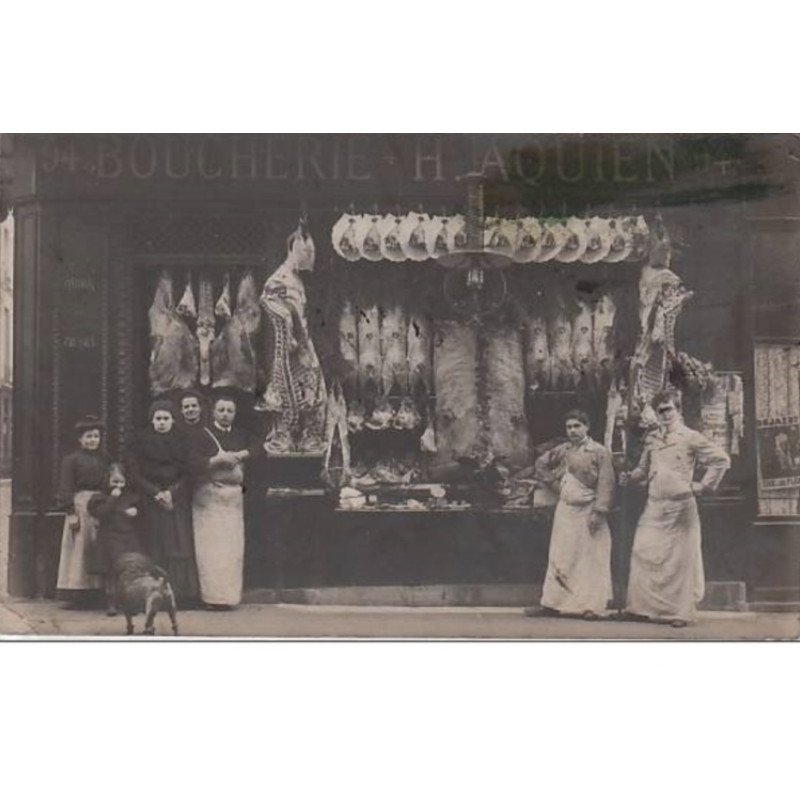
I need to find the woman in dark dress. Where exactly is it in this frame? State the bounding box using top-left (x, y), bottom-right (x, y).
top-left (128, 399), bottom-right (200, 606)
top-left (56, 415), bottom-right (108, 606)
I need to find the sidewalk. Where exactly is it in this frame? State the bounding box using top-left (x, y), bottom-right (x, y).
top-left (1, 599), bottom-right (798, 639)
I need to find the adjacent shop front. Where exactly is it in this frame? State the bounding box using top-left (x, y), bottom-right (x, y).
top-left (4, 133), bottom-right (798, 604)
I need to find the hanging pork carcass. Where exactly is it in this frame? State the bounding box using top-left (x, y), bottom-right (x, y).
top-left (407, 312), bottom-right (433, 398)
top-left (211, 271), bottom-right (261, 392)
top-left (148, 271), bottom-right (200, 395)
top-left (548, 292), bottom-right (578, 389)
top-left (338, 299), bottom-right (360, 400)
top-left (380, 303), bottom-right (409, 398)
top-left (571, 296), bottom-right (595, 386)
top-left (593, 292), bottom-right (617, 383)
top-left (524, 297), bottom-right (550, 394)
top-left (357, 303), bottom-right (382, 410)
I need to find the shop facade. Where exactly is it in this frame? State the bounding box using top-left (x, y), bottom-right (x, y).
top-left (4, 133), bottom-right (799, 605)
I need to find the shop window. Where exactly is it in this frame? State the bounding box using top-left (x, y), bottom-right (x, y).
top-left (754, 341), bottom-right (800, 517)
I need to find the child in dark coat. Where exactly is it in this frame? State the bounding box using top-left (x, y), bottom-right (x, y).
top-left (87, 463), bottom-right (143, 615)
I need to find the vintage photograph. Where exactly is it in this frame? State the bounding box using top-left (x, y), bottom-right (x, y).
top-left (1, 132), bottom-right (799, 639)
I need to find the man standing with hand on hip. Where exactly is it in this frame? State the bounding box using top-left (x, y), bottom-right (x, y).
top-left (620, 389), bottom-right (730, 627)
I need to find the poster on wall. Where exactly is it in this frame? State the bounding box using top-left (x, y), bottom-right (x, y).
top-left (754, 342), bottom-right (800, 515)
top-left (756, 416), bottom-right (800, 490)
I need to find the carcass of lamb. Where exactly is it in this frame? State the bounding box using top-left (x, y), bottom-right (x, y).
top-left (196, 276), bottom-right (215, 386)
top-left (148, 271), bottom-right (200, 395)
top-left (211, 271), bottom-right (261, 392)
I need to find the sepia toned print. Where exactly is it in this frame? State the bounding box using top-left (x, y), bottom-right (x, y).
top-left (0, 133), bottom-right (799, 639)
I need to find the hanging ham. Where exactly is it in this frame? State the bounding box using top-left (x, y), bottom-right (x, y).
top-left (148, 271), bottom-right (199, 395)
top-left (212, 271), bottom-right (261, 391)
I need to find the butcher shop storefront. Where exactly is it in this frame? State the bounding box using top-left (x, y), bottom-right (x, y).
top-left (4, 133), bottom-right (800, 607)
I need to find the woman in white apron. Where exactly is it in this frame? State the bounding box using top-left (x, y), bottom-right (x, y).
top-left (56, 415), bottom-right (108, 606)
top-left (189, 396), bottom-right (252, 608)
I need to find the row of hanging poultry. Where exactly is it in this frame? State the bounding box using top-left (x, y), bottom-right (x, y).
top-left (332, 212), bottom-right (651, 264)
top-left (148, 269), bottom-right (262, 397)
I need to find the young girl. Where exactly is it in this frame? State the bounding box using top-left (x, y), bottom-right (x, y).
top-left (87, 463), bottom-right (142, 615)
top-left (56, 415), bottom-right (109, 607)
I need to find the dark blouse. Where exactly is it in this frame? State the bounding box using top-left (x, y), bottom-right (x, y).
top-left (128, 427), bottom-right (190, 498)
top-left (87, 490), bottom-right (141, 539)
top-left (57, 449), bottom-right (109, 512)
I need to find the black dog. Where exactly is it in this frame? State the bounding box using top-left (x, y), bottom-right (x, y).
top-left (112, 552), bottom-right (179, 636)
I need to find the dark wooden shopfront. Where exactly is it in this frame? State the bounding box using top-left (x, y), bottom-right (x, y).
top-left (4, 133), bottom-right (799, 604)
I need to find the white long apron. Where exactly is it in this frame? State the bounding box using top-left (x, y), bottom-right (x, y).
top-left (626, 493), bottom-right (704, 622)
top-left (540, 473), bottom-right (612, 615)
top-left (57, 490), bottom-right (103, 591)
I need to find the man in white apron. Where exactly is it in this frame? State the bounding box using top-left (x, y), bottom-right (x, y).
top-left (620, 389), bottom-right (730, 627)
top-left (525, 410), bottom-right (616, 620)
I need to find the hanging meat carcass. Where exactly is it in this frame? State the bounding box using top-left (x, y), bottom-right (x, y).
top-left (485, 217), bottom-right (516, 257)
top-left (524, 300), bottom-right (550, 394)
top-left (380, 304), bottom-right (409, 398)
top-left (332, 214), bottom-right (363, 261)
top-left (215, 272), bottom-right (233, 320)
top-left (533, 219), bottom-right (569, 262)
top-left (211, 271), bottom-right (261, 392)
top-left (400, 212), bottom-right (432, 262)
top-left (581, 217), bottom-right (613, 263)
top-left (571, 296), bottom-right (595, 387)
top-left (338, 299), bottom-right (360, 400)
top-left (362, 216), bottom-right (383, 262)
top-left (357, 303), bottom-right (382, 411)
top-left (593, 292), bottom-right (617, 384)
top-left (176, 272), bottom-right (197, 319)
top-left (407, 312), bottom-right (433, 397)
top-left (557, 217), bottom-right (589, 263)
top-left (196, 276), bottom-right (215, 386)
top-left (605, 218), bottom-right (632, 263)
top-left (433, 321), bottom-right (480, 464)
top-left (259, 227), bottom-right (327, 454)
top-left (148, 271), bottom-right (200, 395)
top-left (513, 217), bottom-right (542, 263)
top-left (548, 293), bottom-right (578, 390)
top-left (381, 216), bottom-right (406, 262)
top-left (485, 323), bottom-right (531, 469)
